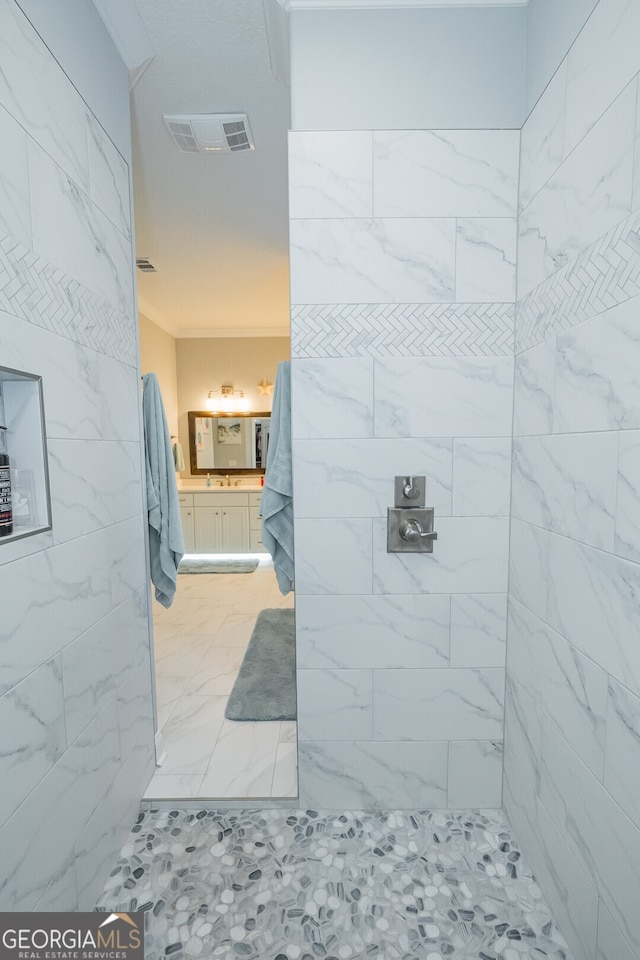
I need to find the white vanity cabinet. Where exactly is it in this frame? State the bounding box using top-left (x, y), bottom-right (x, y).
top-left (194, 506), bottom-right (223, 552)
top-left (178, 494), bottom-right (195, 553)
top-left (222, 506), bottom-right (250, 551)
top-left (249, 491), bottom-right (265, 552)
top-left (179, 489), bottom-right (263, 553)
top-left (194, 505), bottom-right (249, 552)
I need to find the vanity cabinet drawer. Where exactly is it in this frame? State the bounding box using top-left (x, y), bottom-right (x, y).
top-left (249, 492), bottom-right (262, 508)
top-left (178, 493), bottom-right (193, 506)
top-left (249, 506), bottom-right (262, 530)
top-left (250, 529), bottom-right (267, 552)
top-left (193, 492), bottom-right (249, 507)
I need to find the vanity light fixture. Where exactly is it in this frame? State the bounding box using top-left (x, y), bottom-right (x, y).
top-left (206, 383), bottom-right (249, 413)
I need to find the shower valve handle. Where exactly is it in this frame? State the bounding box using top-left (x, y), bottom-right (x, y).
top-left (399, 518), bottom-right (438, 543)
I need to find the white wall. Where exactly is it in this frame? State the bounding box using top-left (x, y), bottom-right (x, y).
top-left (505, 1), bottom-right (640, 958)
top-left (15, 0), bottom-right (132, 159)
top-left (290, 6), bottom-right (526, 130)
top-left (289, 127), bottom-right (518, 808)
top-left (0, 0), bottom-right (154, 911)
top-left (524, 0), bottom-right (599, 115)
top-left (139, 314), bottom-right (179, 437)
top-left (176, 336), bottom-right (289, 476)
top-left (289, 16), bottom-right (640, 956)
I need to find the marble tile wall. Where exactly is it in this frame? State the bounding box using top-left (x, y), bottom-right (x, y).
top-left (289, 127), bottom-right (518, 810)
top-left (0, 1), bottom-right (153, 913)
top-left (505, 3), bottom-right (640, 958)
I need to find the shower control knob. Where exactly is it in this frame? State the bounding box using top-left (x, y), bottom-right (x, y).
top-left (403, 476), bottom-right (421, 500)
top-left (394, 475), bottom-right (426, 508)
top-left (388, 506), bottom-right (437, 553)
top-left (399, 518), bottom-right (438, 543)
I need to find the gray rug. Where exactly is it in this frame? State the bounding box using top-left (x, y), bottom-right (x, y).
top-left (225, 608), bottom-right (296, 721)
top-left (178, 557), bottom-right (259, 574)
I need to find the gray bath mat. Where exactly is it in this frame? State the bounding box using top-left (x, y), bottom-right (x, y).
top-left (225, 608), bottom-right (296, 721)
top-left (178, 557), bottom-right (259, 574)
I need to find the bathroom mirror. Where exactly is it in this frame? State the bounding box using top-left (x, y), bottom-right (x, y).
top-left (188, 410), bottom-right (271, 474)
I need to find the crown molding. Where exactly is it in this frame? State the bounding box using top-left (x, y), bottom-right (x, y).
top-left (138, 298), bottom-right (180, 338)
top-left (178, 327), bottom-right (291, 339)
top-left (137, 301), bottom-right (290, 340)
top-left (91, 0), bottom-right (155, 88)
top-left (276, 0), bottom-right (527, 8)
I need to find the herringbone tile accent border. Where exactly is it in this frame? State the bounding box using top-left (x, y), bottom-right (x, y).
top-left (516, 208), bottom-right (640, 354)
top-left (0, 231), bottom-right (136, 365)
top-left (291, 302), bottom-right (514, 358)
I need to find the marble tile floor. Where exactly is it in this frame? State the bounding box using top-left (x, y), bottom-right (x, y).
top-left (96, 806), bottom-right (572, 960)
top-left (145, 556), bottom-right (297, 801)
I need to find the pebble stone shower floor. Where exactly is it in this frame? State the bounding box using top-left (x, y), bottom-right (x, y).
top-left (95, 807), bottom-right (572, 960)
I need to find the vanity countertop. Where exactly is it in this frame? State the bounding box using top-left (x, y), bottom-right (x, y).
top-left (178, 484), bottom-right (264, 493)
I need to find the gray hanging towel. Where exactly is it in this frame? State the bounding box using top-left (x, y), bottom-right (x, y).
top-left (261, 360), bottom-right (294, 594)
top-left (172, 439), bottom-right (186, 472)
top-left (143, 373), bottom-right (184, 607)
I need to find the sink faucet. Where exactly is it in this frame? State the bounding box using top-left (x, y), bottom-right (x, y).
top-left (225, 474), bottom-right (231, 486)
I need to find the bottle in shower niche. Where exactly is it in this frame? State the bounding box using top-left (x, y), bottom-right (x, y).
top-left (0, 426), bottom-right (13, 537)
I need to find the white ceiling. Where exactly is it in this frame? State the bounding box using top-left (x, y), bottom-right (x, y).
top-left (126, 0), bottom-right (528, 339)
top-left (131, 0), bottom-right (291, 338)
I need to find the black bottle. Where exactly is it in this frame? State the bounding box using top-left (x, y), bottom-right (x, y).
top-left (0, 426), bottom-right (13, 537)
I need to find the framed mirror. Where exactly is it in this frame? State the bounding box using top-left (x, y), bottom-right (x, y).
top-left (188, 411), bottom-right (271, 474)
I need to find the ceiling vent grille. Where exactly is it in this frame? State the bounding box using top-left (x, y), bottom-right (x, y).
top-left (163, 114), bottom-right (255, 154)
top-left (136, 258), bottom-right (157, 273)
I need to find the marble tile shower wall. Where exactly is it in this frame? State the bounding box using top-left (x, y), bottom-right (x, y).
top-left (0, 2), bottom-right (153, 912)
top-left (288, 128), bottom-right (519, 809)
top-left (505, 2), bottom-right (640, 959)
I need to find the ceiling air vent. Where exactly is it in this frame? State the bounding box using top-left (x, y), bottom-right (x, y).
top-left (136, 258), bottom-right (157, 273)
top-left (163, 113), bottom-right (255, 154)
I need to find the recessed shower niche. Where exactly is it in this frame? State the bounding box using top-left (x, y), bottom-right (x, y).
top-left (0, 366), bottom-right (52, 543)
